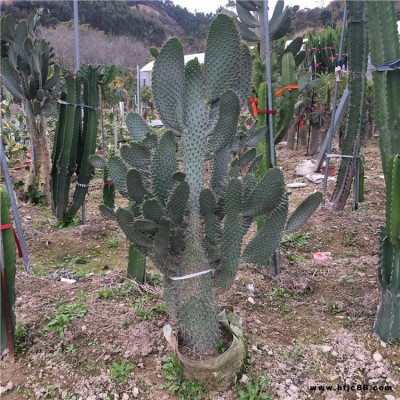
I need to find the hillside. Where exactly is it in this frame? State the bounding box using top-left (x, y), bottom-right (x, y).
top-left (2, 0), bottom-right (398, 71)
top-left (0, 0), bottom-right (212, 47)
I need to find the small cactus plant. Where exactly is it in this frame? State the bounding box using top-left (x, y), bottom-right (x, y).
top-left (106, 14), bottom-right (321, 354)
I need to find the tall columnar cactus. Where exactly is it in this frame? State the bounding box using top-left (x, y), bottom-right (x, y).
top-left (0, 14), bottom-right (60, 205)
top-left (328, 1), bottom-right (368, 211)
top-left (51, 66), bottom-right (99, 224)
top-left (365, 0), bottom-right (400, 343)
top-left (0, 186), bottom-right (16, 358)
top-left (106, 14), bottom-right (322, 354)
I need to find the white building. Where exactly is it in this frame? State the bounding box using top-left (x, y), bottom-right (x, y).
top-left (139, 53), bottom-right (205, 87)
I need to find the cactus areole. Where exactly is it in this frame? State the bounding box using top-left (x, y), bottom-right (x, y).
top-left (107, 14), bottom-right (321, 356)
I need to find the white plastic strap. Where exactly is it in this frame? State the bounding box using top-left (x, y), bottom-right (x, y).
top-left (170, 268), bottom-right (214, 281)
top-left (326, 154), bottom-right (359, 159)
top-left (76, 182), bottom-right (89, 188)
top-left (335, 65), bottom-right (342, 82)
top-left (58, 100), bottom-right (97, 111)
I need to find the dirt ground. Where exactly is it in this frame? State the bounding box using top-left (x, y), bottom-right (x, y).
top-left (1, 138), bottom-right (399, 400)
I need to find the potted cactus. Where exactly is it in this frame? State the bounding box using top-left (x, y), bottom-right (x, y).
top-left (102, 14), bottom-right (321, 387)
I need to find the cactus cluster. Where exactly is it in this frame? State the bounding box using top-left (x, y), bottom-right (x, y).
top-left (305, 25), bottom-right (347, 74)
top-left (102, 14), bottom-right (322, 354)
top-left (366, 0), bottom-right (400, 343)
top-left (51, 66), bottom-right (99, 223)
top-left (0, 186), bottom-right (16, 357)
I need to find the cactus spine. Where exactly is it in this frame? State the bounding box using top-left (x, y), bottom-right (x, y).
top-left (366, 0), bottom-right (400, 343)
top-left (0, 186), bottom-right (16, 357)
top-left (105, 14), bottom-right (321, 355)
top-left (329, 1), bottom-right (368, 211)
top-left (0, 14), bottom-right (60, 205)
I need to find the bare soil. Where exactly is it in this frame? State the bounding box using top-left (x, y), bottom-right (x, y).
top-left (1, 139), bottom-right (399, 400)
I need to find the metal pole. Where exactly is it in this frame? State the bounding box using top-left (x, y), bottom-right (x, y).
top-left (99, 84), bottom-right (105, 154)
top-left (113, 108), bottom-right (118, 154)
top-left (354, 157), bottom-right (360, 210)
top-left (315, 86), bottom-right (349, 171)
top-left (322, 6), bottom-right (347, 197)
top-left (263, 0), bottom-right (279, 275)
top-left (136, 65), bottom-right (141, 115)
top-left (263, 0), bottom-right (275, 168)
top-left (0, 138), bottom-right (31, 275)
top-left (73, 0), bottom-right (81, 73)
top-left (73, 0), bottom-right (86, 224)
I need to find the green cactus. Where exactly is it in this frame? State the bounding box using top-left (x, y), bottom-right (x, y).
top-left (329, 1), bottom-right (368, 211)
top-left (68, 66), bottom-right (100, 217)
top-left (0, 14), bottom-right (60, 205)
top-left (105, 14), bottom-right (322, 355)
top-left (305, 25), bottom-right (346, 75)
top-left (233, 0), bottom-right (300, 175)
top-left (365, 0), bottom-right (400, 343)
top-left (51, 75), bottom-right (82, 221)
top-left (0, 186), bottom-right (16, 357)
top-left (51, 67), bottom-right (99, 224)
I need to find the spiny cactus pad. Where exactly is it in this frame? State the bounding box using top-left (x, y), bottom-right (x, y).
top-left (285, 192), bottom-right (323, 232)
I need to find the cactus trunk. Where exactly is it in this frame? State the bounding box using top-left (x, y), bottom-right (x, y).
top-left (24, 105), bottom-right (52, 205)
top-left (365, 0), bottom-right (400, 343)
top-left (374, 232), bottom-right (400, 342)
top-left (0, 186), bottom-right (16, 357)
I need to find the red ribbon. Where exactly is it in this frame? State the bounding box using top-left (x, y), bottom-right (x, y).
top-left (0, 223), bottom-right (22, 258)
top-left (275, 84), bottom-right (299, 97)
top-left (249, 97), bottom-right (258, 118)
top-left (295, 115), bottom-right (303, 130)
top-left (249, 97), bottom-right (277, 117)
top-left (257, 110), bottom-right (278, 114)
top-left (0, 223), bottom-right (13, 230)
top-left (104, 181), bottom-right (113, 186)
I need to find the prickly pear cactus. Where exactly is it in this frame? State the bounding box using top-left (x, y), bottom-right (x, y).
top-left (0, 186), bottom-right (16, 355)
top-left (108, 14), bottom-right (321, 354)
